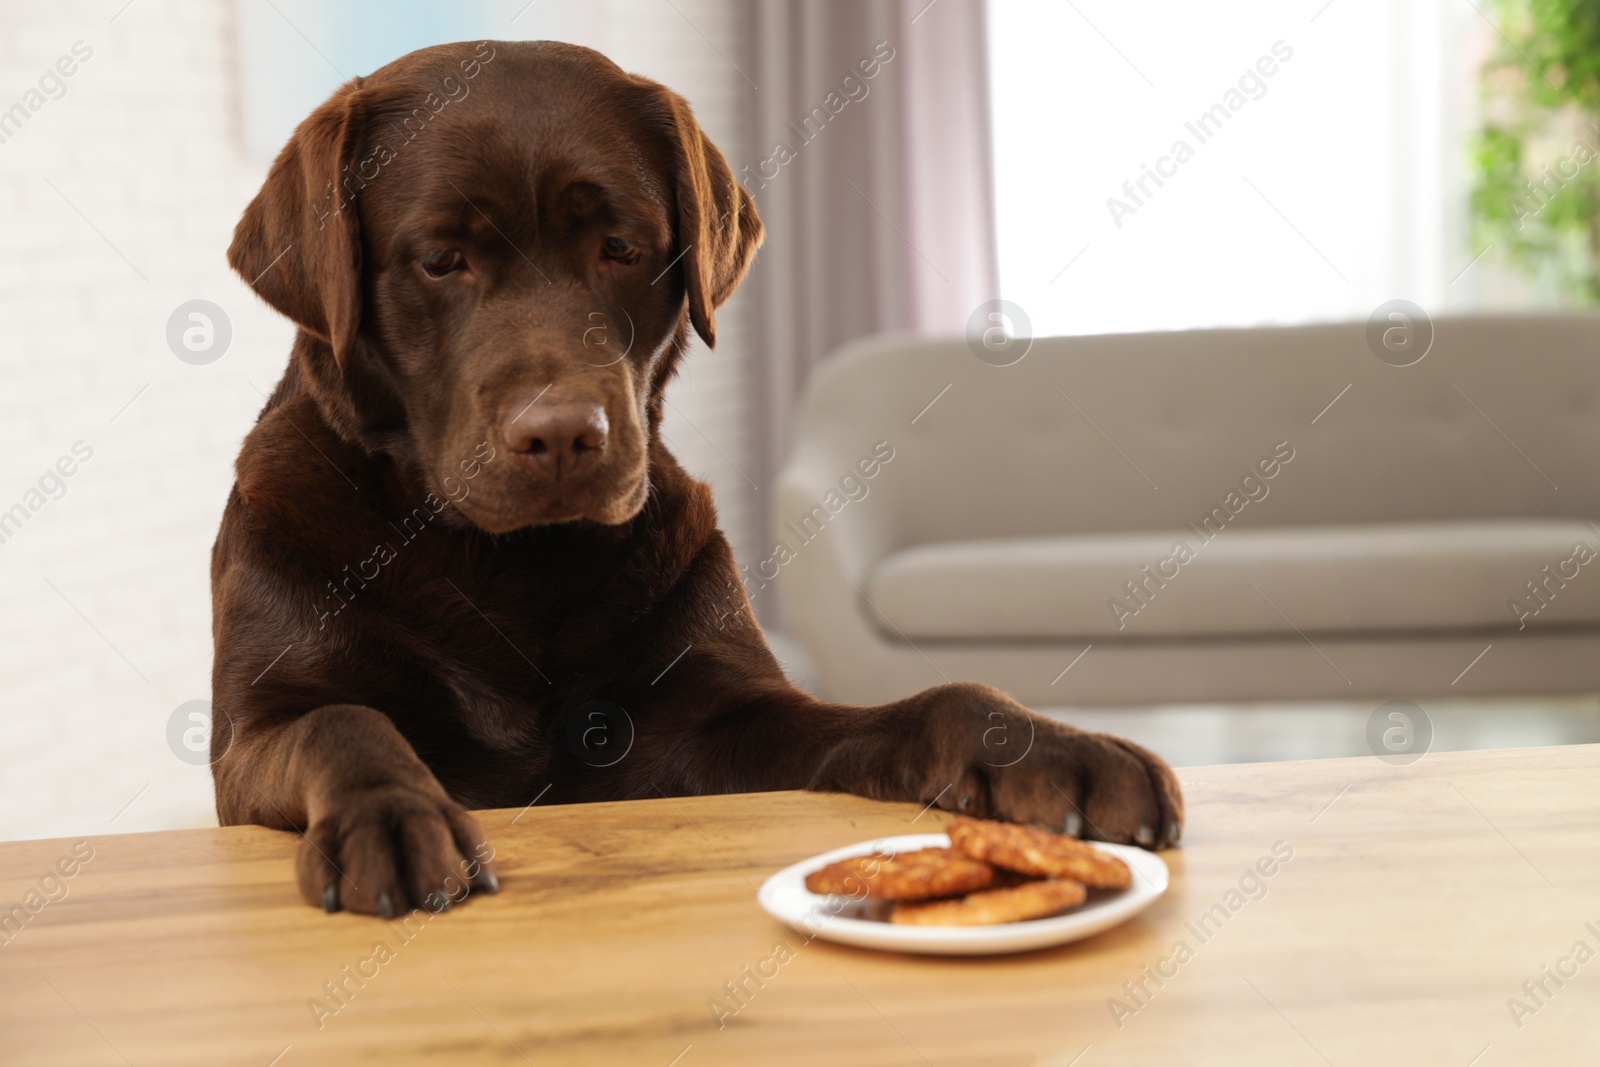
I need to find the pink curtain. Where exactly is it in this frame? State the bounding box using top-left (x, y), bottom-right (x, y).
top-left (742, 0), bottom-right (999, 554)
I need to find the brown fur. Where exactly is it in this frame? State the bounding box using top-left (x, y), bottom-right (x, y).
top-left (212, 40), bottom-right (1183, 917)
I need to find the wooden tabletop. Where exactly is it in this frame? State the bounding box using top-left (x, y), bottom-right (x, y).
top-left (3, 745), bottom-right (1598, 1066)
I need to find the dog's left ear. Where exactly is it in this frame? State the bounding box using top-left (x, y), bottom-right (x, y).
top-left (658, 89), bottom-right (763, 349)
top-left (228, 77), bottom-right (369, 367)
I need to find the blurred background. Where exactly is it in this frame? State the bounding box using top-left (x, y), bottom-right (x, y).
top-left (3, 0), bottom-right (1598, 842)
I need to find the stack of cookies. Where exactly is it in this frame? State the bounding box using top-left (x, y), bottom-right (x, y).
top-left (803, 817), bottom-right (1133, 926)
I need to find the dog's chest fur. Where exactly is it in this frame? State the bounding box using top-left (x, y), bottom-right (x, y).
top-left (223, 387), bottom-right (727, 805)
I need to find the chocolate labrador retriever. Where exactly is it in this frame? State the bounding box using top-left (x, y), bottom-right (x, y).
top-left (213, 40), bottom-right (1182, 917)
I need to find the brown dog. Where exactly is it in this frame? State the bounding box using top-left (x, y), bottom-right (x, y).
top-left (212, 40), bottom-right (1182, 917)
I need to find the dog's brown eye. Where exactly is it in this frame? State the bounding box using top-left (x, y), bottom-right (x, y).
top-left (600, 236), bottom-right (637, 263)
top-left (421, 249), bottom-right (465, 278)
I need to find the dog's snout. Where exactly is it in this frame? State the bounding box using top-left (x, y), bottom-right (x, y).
top-left (503, 399), bottom-right (609, 477)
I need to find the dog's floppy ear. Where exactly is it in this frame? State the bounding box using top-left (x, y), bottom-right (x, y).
top-left (229, 78), bottom-right (368, 367)
top-left (659, 89), bottom-right (763, 349)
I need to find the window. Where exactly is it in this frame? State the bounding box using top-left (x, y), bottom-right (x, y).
top-left (988, 0), bottom-right (1482, 337)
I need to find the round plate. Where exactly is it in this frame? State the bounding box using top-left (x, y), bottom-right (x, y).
top-left (757, 832), bottom-right (1168, 956)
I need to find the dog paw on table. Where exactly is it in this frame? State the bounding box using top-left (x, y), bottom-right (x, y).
top-left (296, 785), bottom-right (498, 917)
top-left (899, 683), bottom-right (1184, 850)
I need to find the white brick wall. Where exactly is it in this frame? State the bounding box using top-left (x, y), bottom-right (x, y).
top-left (0, 0), bottom-right (756, 842)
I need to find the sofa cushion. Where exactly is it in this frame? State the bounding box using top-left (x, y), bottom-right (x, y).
top-left (865, 520), bottom-right (1600, 641)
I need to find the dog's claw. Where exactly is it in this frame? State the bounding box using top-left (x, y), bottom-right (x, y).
top-left (322, 885), bottom-right (340, 913)
top-left (479, 871), bottom-right (501, 894)
top-left (1167, 821), bottom-right (1182, 845)
top-left (377, 892), bottom-right (394, 919)
top-left (958, 793), bottom-right (972, 810)
top-left (1063, 810), bottom-right (1083, 838)
top-left (1135, 824), bottom-right (1155, 847)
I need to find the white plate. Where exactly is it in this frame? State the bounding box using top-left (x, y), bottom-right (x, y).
top-left (757, 832), bottom-right (1168, 956)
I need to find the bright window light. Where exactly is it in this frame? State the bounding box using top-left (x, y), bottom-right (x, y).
top-left (987, 0), bottom-right (1479, 337)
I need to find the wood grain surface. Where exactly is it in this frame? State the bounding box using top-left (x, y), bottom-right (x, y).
top-left (2, 745), bottom-right (1598, 1065)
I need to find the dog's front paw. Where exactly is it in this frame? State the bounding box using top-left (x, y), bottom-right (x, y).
top-left (922, 683), bottom-right (1184, 850)
top-left (297, 785), bottom-right (498, 916)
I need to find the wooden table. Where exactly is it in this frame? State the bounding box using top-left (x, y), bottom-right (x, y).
top-left (3, 745), bottom-right (1598, 1066)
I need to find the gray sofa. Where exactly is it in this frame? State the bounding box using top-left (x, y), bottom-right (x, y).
top-left (772, 316), bottom-right (1600, 706)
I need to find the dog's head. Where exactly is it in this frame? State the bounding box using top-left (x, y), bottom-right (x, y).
top-left (229, 41), bottom-right (762, 532)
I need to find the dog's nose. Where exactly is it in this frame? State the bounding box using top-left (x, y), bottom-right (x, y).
top-left (503, 400), bottom-right (608, 477)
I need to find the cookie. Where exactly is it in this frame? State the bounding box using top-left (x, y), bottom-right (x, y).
top-left (889, 878), bottom-right (1088, 926)
top-left (804, 846), bottom-right (995, 901)
top-left (947, 817), bottom-right (1132, 890)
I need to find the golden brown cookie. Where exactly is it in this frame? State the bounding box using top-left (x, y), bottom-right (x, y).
top-left (803, 847), bottom-right (995, 900)
top-left (889, 878), bottom-right (1088, 926)
top-left (947, 817), bottom-right (1133, 890)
